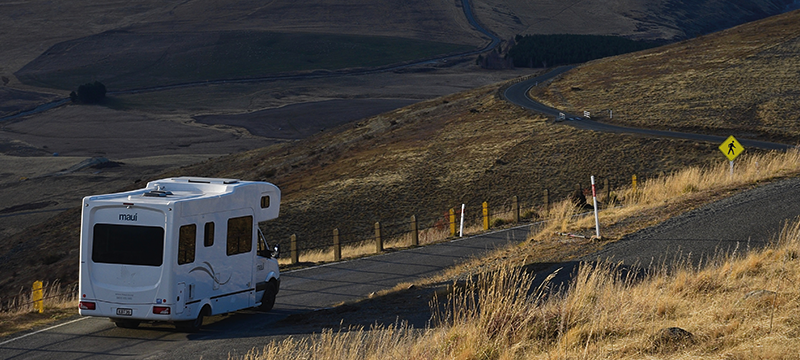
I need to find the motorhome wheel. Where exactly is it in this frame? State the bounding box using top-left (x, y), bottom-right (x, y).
top-left (259, 280), bottom-right (278, 311)
top-left (177, 305), bottom-right (210, 332)
top-left (112, 319), bottom-right (140, 329)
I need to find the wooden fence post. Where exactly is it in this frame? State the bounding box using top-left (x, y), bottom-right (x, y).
top-left (449, 208), bottom-right (456, 237)
top-left (410, 215), bottom-right (419, 246)
top-left (482, 202), bottom-right (489, 230)
top-left (290, 234), bottom-right (298, 264)
top-left (32, 280), bottom-right (43, 314)
top-left (512, 196), bottom-right (519, 223)
top-left (333, 228), bottom-right (341, 261)
top-left (604, 178), bottom-right (610, 201)
top-left (375, 222), bottom-right (383, 253)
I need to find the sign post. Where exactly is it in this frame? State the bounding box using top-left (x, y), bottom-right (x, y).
top-left (718, 135), bottom-right (744, 179)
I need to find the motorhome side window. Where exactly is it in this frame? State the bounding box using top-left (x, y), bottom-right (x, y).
top-left (227, 216), bottom-right (253, 256)
top-left (178, 224), bottom-right (196, 265)
top-left (92, 224), bottom-right (164, 266)
top-left (204, 222), bottom-right (214, 247)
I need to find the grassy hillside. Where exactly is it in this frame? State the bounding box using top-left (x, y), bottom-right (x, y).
top-left (0, 77), bottom-right (726, 300)
top-left (0, 0), bottom-right (479, 90)
top-left (16, 31), bottom-right (472, 90)
top-left (2, 0), bottom-right (793, 91)
top-left (533, 9), bottom-right (800, 144)
top-left (167, 82), bottom-right (726, 253)
top-left (475, 0), bottom-right (793, 41)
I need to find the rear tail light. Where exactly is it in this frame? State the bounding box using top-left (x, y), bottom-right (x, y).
top-left (79, 301), bottom-right (96, 310)
top-left (153, 306), bottom-right (171, 315)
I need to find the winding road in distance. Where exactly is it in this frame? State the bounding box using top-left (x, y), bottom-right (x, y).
top-left (503, 67), bottom-right (795, 151)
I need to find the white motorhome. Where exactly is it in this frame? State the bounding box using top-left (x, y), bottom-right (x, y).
top-left (78, 177), bottom-right (281, 331)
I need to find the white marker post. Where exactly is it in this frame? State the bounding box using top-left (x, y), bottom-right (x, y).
top-left (459, 204), bottom-right (465, 237)
top-left (591, 176), bottom-right (601, 238)
top-left (729, 160), bottom-right (734, 180)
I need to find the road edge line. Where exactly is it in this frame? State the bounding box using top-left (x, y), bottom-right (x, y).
top-left (0, 316), bottom-right (88, 346)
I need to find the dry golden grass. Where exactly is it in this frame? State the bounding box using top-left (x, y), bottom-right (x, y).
top-left (0, 281), bottom-right (78, 338)
top-left (243, 218), bottom-right (800, 360)
top-left (241, 149), bottom-right (800, 360)
top-left (531, 149), bottom-right (800, 242)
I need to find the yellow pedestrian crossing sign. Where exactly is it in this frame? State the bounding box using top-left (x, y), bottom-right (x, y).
top-left (719, 135), bottom-right (744, 161)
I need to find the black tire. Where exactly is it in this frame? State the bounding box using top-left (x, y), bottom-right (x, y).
top-left (112, 319), bottom-right (140, 329)
top-left (176, 306), bottom-right (209, 333)
top-left (259, 281), bottom-right (278, 312)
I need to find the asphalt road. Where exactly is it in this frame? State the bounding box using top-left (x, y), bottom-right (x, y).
top-left (4, 175), bottom-right (800, 358)
top-left (589, 177), bottom-right (800, 266)
top-left (0, 226), bottom-right (533, 360)
top-left (503, 68), bottom-right (794, 151)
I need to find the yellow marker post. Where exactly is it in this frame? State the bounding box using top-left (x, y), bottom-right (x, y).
top-left (449, 208), bottom-right (456, 237)
top-left (482, 202), bottom-right (489, 230)
top-left (32, 281), bottom-right (43, 314)
top-left (632, 174), bottom-right (637, 193)
top-left (719, 135), bottom-right (745, 178)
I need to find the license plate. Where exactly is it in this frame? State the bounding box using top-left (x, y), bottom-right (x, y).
top-left (116, 308), bottom-right (133, 316)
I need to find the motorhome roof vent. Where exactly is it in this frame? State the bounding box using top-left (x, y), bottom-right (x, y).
top-left (143, 190), bottom-right (173, 197)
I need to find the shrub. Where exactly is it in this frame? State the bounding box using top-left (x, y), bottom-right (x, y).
top-left (507, 34), bottom-right (660, 68)
top-left (72, 81), bottom-right (107, 104)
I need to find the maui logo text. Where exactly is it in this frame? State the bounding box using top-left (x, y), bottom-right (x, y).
top-left (119, 213), bottom-right (138, 221)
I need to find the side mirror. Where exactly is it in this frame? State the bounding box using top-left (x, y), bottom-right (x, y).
top-left (271, 244), bottom-right (280, 259)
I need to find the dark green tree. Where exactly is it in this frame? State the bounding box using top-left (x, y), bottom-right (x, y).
top-left (73, 81), bottom-right (107, 104)
top-left (506, 34), bottom-right (662, 68)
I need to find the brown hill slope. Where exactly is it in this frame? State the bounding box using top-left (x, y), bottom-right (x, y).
top-left (475, 0), bottom-right (795, 41)
top-left (533, 9), bottom-right (800, 144)
top-left (2, 0), bottom-right (794, 90)
top-left (0, 0), bottom-right (479, 89)
top-left (0, 79), bottom-right (725, 299)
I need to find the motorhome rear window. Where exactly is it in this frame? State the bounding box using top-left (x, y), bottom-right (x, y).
top-left (92, 224), bottom-right (164, 266)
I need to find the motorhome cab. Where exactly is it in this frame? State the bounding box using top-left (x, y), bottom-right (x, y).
top-left (78, 177), bottom-right (281, 332)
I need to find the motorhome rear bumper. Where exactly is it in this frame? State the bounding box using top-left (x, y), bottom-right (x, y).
top-left (79, 300), bottom-right (184, 321)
